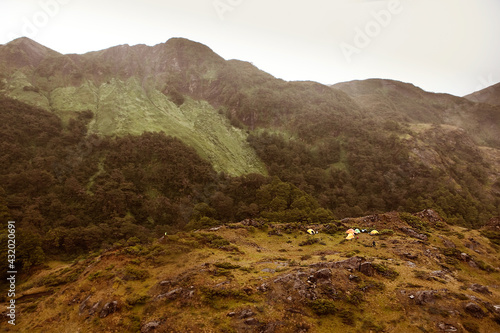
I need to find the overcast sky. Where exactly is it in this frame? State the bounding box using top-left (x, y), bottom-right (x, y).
top-left (1, 0), bottom-right (499, 96)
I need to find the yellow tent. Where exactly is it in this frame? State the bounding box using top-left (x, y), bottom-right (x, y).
top-left (346, 229), bottom-right (355, 234)
top-left (307, 229), bottom-right (315, 235)
top-left (370, 230), bottom-right (379, 235)
top-left (346, 233), bottom-right (355, 240)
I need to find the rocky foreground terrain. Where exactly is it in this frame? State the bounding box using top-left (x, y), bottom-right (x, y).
top-left (3, 210), bottom-right (499, 333)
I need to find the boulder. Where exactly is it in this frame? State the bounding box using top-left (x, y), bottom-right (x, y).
top-left (437, 322), bottom-right (458, 332)
top-left (359, 262), bottom-right (375, 277)
top-left (414, 290), bottom-right (436, 305)
top-left (469, 283), bottom-right (491, 294)
top-left (99, 301), bottom-right (118, 318)
top-left (239, 309), bottom-right (255, 319)
top-left (314, 268), bottom-right (332, 280)
top-left (244, 318), bottom-right (260, 326)
top-left (141, 321), bottom-right (161, 333)
top-left (464, 302), bottom-right (486, 318)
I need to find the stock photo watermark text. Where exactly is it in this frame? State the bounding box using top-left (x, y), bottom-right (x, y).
top-left (6, 0), bottom-right (73, 41)
top-left (213, 0), bottom-right (244, 20)
top-left (6, 221), bottom-right (17, 326)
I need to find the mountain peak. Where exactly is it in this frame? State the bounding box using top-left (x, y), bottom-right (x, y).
top-left (1, 37), bottom-right (60, 69)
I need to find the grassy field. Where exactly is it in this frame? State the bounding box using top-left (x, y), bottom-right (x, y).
top-left (5, 212), bottom-right (500, 332)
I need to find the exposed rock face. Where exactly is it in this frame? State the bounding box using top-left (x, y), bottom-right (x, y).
top-left (78, 295), bottom-right (92, 315)
top-left (399, 227), bottom-right (428, 241)
top-left (359, 262), bottom-right (375, 277)
top-left (414, 290), bottom-right (436, 305)
top-left (439, 236), bottom-right (456, 248)
top-left (437, 322), bottom-right (458, 332)
top-left (469, 283), bottom-right (491, 295)
top-left (415, 209), bottom-right (446, 224)
top-left (99, 301), bottom-right (118, 318)
top-left (464, 302), bottom-right (486, 318)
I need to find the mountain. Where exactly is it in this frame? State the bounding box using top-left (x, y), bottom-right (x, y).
top-left (1, 36), bottom-right (500, 333)
top-left (465, 82), bottom-right (500, 106)
top-left (0, 38), bottom-right (265, 176)
top-left (333, 79), bottom-right (500, 148)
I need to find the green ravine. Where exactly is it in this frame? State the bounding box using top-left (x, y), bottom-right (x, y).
top-left (3, 73), bottom-right (266, 176)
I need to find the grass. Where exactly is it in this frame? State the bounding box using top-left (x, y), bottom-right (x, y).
top-left (11, 220), bottom-right (500, 333)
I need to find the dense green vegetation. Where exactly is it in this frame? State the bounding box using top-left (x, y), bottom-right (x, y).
top-left (0, 93), bottom-right (497, 274)
top-left (0, 37), bottom-right (499, 274)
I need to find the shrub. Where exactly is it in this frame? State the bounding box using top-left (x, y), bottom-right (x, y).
top-left (309, 299), bottom-right (336, 315)
top-left (123, 265), bottom-right (149, 281)
top-left (372, 263), bottom-right (399, 280)
top-left (338, 309), bottom-right (355, 325)
top-left (299, 237), bottom-right (320, 246)
top-left (214, 262), bottom-right (240, 269)
top-left (400, 212), bottom-right (428, 232)
top-left (126, 294), bottom-right (150, 306)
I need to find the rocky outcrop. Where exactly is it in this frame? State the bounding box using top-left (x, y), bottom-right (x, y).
top-left (414, 290), bottom-right (437, 305)
top-left (399, 227), bottom-right (428, 241)
top-left (469, 283), bottom-right (491, 295)
top-left (464, 302), bottom-right (486, 318)
top-left (99, 301), bottom-right (118, 318)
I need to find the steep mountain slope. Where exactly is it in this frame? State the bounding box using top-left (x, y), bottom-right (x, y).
top-left (333, 79), bottom-right (500, 148)
top-left (1, 37), bottom-right (499, 228)
top-left (0, 38), bottom-right (265, 176)
top-left (4, 211), bottom-right (500, 333)
top-left (465, 82), bottom-right (500, 106)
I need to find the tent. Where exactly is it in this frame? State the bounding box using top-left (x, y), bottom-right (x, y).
top-left (307, 229), bottom-right (315, 235)
top-left (354, 229), bottom-right (361, 234)
top-left (346, 233), bottom-right (355, 240)
top-left (346, 229), bottom-right (355, 234)
top-left (370, 230), bottom-right (379, 235)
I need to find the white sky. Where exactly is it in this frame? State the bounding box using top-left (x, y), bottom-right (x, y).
top-left (1, 0), bottom-right (499, 96)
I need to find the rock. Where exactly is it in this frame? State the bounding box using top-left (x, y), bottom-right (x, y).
top-left (469, 283), bottom-right (491, 294)
top-left (415, 209), bottom-right (446, 224)
top-left (460, 253), bottom-right (472, 262)
top-left (165, 288), bottom-right (183, 300)
top-left (239, 309), bottom-right (255, 319)
top-left (437, 322), bottom-right (458, 332)
top-left (159, 280), bottom-right (171, 287)
top-left (439, 236), bottom-right (456, 248)
top-left (88, 301), bottom-right (101, 316)
top-left (79, 295), bottom-right (92, 315)
top-left (262, 268), bottom-right (276, 273)
top-left (399, 227), bottom-right (428, 241)
top-left (414, 290), bottom-right (436, 305)
top-left (404, 253), bottom-right (418, 260)
top-left (99, 301), bottom-right (118, 318)
top-left (494, 305), bottom-right (500, 313)
top-left (227, 312), bottom-right (237, 317)
top-left (464, 302), bottom-right (486, 318)
top-left (314, 268), bottom-right (332, 281)
top-left (348, 274), bottom-right (360, 282)
top-left (244, 318), bottom-right (260, 325)
top-left (359, 262), bottom-right (375, 277)
top-left (407, 261), bottom-right (416, 268)
top-left (141, 321), bottom-right (161, 333)
top-left (257, 283), bottom-right (269, 292)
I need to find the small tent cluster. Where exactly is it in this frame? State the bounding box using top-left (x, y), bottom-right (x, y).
top-left (345, 228), bottom-right (379, 239)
